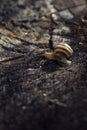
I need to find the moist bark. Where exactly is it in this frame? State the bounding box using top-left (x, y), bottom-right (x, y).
top-left (0, 0), bottom-right (87, 130)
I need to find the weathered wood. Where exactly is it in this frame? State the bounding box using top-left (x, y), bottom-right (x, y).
top-left (0, 0), bottom-right (87, 130)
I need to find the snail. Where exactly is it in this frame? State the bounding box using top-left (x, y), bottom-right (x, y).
top-left (44, 42), bottom-right (73, 65)
top-left (81, 15), bottom-right (87, 23)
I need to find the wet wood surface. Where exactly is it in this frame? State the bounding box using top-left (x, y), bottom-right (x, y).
top-left (0, 0), bottom-right (87, 130)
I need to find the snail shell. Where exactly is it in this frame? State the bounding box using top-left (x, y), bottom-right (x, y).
top-left (44, 42), bottom-right (73, 65)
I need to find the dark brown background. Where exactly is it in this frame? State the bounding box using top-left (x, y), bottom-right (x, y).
top-left (0, 0), bottom-right (87, 130)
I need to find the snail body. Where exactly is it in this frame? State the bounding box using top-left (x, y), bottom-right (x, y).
top-left (44, 43), bottom-right (73, 65)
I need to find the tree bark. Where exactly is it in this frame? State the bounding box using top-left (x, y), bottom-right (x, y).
top-left (0, 0), bottom-right (87, 130)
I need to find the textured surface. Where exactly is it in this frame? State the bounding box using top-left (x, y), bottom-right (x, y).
top-left (0, 0), bottom-right (87, 130)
